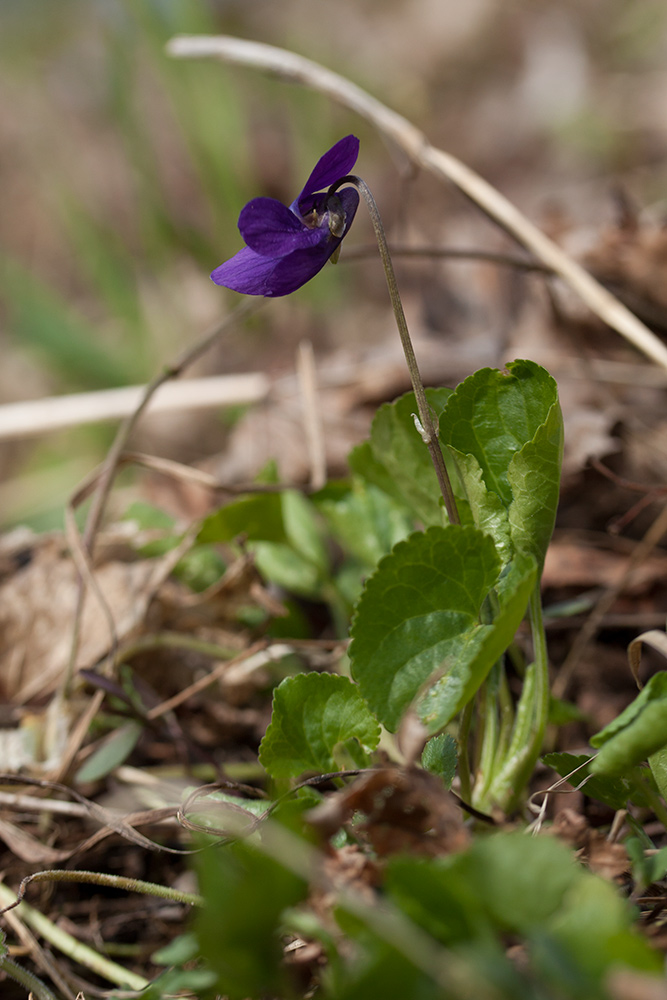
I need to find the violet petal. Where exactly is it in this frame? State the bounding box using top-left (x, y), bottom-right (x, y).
top-left (295, 135), bottom-right (359, 211)
top-left (211, 246), bottom-right (288, 296)
top-left (211, 244), bottom-right (330, 297)
top-left (238, 197), bottom-right (323, 256)
top-left (266, 242), bottom-right (347, 296)
top-left (211, 187), bottom-right (360, 297)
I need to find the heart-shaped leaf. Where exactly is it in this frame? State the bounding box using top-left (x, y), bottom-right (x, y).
top-left (259, 673), bottom-right (380, 780)
top-left (350, 525), bottom-right (513, 732)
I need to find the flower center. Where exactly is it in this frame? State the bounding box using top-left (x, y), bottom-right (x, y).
top-left (325, 194), bottom-right (346, 238)
top-left (300, 194), bottom-right (347, 240)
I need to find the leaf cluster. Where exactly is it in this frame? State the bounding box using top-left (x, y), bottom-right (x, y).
top-left (169, 824), bottom-right (660, 1000)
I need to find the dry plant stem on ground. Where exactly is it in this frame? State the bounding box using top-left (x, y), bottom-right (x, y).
top-left (0, 882), bottom-right (148, 992)
top-left (167, 33), bottom-right (667, 372)
top-left (0, 374), bottom-right (269, 441)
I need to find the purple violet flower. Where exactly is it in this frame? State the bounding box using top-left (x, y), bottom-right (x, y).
top-left (211, 135), bottom-right (360, 297)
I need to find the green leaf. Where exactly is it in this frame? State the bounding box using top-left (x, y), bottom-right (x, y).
top-left (592, 701), bottom-right (667, 777)
top-left (252, 542), bottom-right (322, 596)
top-left (75, 721), bottom-right (143, 783)
top-left (590, 672), bottom-right (667, 747)
top-left (137, 966), bottom-right (218, 999)
top-left (198, 490), bottom-right (329, 597)
top-left (349, 388), bottom-right (453, 526)
top-left (421, 733), bottom-right (457, 788)
top-left (152, 931), bottom-right (200, 967)
top-left (173, 545), bottom-right (226, 593)
top-left (386, 832), bottom-right (661, 992)
top-left (453, 831), bottom-right (580, 934)
top-left (416, 551), bottom-right (537, 733)
top-left (548, 875), bottom-right (661, 979)
top-left (328, 936), bottom-right (444, 1000)
top-left (542, 752), bottom-right (634, 811)
top-left (649, 743), bottom-right (667, 802)
top-left (350, 525), bottom-right (512, 732)
top-left (548, 697), bottom-right (586, 726)
top-left (198, 493), bottom-right (287, 544)
top-left (440, 360), bottom-right (557, 506)
top-left (444, 450), bottom-right (512, 564)
top-left (195, 839), bottom-right (306, 1000)
top-left (124, 500), bottom-right (175, 531)
top-left (440, 360), bottom-right (562, 567)
top-left (385, 856), bottom-right (488, 947)
top-left (508, 399), bottom-right (563, 566)
top-left (590, 672), bottom-right (667, 777)
top-left (258, 673), bottom-right (381, 780)
top-left (627, 837), bottom-right (667, 892)
top-left (281, 489), bottom-right (329, 573)
top-left (317, 480), bottom-right (413, 569)
top-left (348, 440), bottom-right (408, 512)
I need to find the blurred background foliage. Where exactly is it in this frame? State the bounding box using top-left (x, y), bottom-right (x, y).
top-left (2, 0), bottom-right (667, 529)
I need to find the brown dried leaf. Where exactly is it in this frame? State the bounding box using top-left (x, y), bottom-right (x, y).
top-left (552, 807), bottom-right (590, 849)
top-left (0, 816), bottom-right (71, 864)
top-left (584, 219), bottom-right (667, 328)
top-left (607, 969), bottom-right (667, 1000)
top-left (587, 833), bottom-right (629, 882)
top-left (323, 843), bottom-right (381, 894)
top-left (553, 809), bottom-right (629, 881)
top-left (306, 766), bottom-right (469, 857)
top-left (542, 540), bottom-right (667, 593)
top-left (0, 533), bottom-right (158, 703)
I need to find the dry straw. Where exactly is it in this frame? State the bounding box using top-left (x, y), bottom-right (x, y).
top-left (168, 33), bottom-right (667, 372)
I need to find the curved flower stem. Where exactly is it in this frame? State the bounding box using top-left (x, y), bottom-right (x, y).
top-left (5, 869), bottom-right (203, 912)
top-left (330, 175), bottom-right (459, 525)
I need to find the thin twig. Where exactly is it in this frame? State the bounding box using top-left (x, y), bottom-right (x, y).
top-left (167, 33), bottom-right (667, 371)
top-left (145, 641), bottom-right (295, 720)
top-left (345, 243), bottom-right (550, 271)
top-left (0, 791), bottom-right (89, 818)
top-left (553, 503), bottom-right (667, 700)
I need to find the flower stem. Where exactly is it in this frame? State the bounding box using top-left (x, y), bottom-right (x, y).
top-left (330, 175), bottom-right (459, 525)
